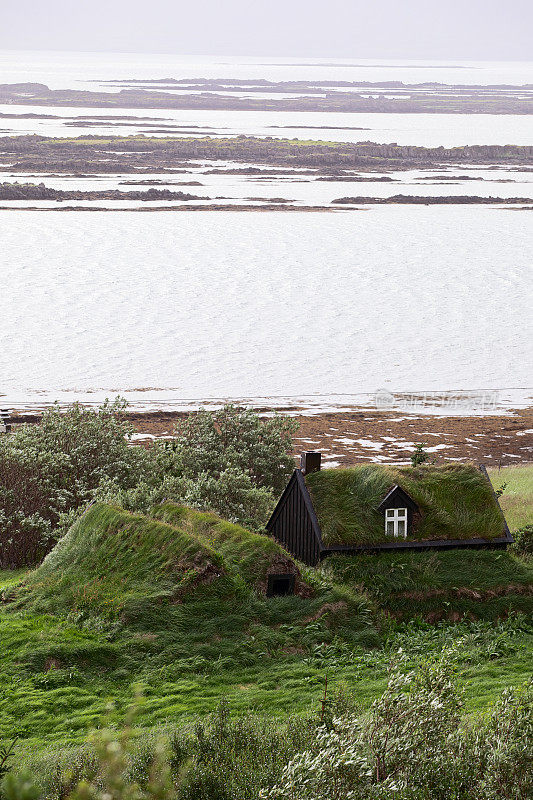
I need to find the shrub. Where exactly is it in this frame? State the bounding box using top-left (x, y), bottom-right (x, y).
top-left (161, 404), bottom-right (297, 495)
top-left (0, 401), bottom-right (297, 565)
top-left (476, 680), bottom-right (533, 800)
top-left (411, 443), bottom-right (432, 467)
top-left (2, 671), bottom-right (532, 800)
top-left (261, 653), bottom-right (532, 800)
top-left (0, 399), bottom-right (150, 567)
top-left (102, 405), bottom-right (297, 530)
top-left (511, 525), bottom-right (533, 557)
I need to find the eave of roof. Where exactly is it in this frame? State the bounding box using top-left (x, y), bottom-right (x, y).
top-left (320, 535), bottom-right (512, 557)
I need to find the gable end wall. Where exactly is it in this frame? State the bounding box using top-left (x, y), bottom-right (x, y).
top-left (266, 472), bottom-right (322, 566)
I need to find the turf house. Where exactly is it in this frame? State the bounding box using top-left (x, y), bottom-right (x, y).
top-left (266, 452), bottom-right (513, 566)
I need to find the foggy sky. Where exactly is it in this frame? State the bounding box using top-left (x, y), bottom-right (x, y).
top-left (2, 0), bottom-right (532, 60)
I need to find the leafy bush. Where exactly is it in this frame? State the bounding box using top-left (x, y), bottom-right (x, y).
top-left (511, 525), bottom-right (533, 557)
top-left (163, 405), bottom-right (297, 495)
top-left (0, 399), bottom-right (149, 567)
top-left (262, 653), bottom-right (532, 800)
top-left (171, 701), bottom-right (315, 800)
top-left (100, 404), bottom-right (297, 529)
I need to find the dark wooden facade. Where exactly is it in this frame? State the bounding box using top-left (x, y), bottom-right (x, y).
top-left (266, 463), bottom-right (513, 567)
top-left (266, 470), bottom-right (323, 566)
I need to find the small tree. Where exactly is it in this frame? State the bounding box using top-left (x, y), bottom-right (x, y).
top-left (137, 404), bottom-right (299, 529)
top-left (163, 404), bottom-right (297, 494)
top-left (411, 443), bottom-right (432, 467)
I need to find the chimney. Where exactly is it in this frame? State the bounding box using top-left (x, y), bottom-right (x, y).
top-left (300, 451), bottom-right (321, 475)
top-left (0, 409), bottom-right (11, 434)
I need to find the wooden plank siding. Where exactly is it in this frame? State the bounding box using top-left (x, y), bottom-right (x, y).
top-left (266, 470), bottom-right (322, 566)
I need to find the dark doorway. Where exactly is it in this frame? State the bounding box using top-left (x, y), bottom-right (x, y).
top-left (267, 574), bottom-right (295, 597)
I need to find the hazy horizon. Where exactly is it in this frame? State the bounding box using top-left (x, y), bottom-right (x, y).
top-left (2, 0), bottom-right (532, 62)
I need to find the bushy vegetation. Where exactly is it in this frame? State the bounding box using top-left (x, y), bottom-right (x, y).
top-left (263, 653), bottom-right (532, 800)
top-left (2, 652), bottom-right (531, 800)
top-left (305, 463), bottom-right (505, 546)
top-left (0, 400), bottom-right (147, 568)
top-left (0, 402), bottom-right (297, 567)
top-left (97, 404), bottom-right (297, 531)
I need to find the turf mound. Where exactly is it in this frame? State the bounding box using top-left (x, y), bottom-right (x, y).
top-left (12, 503), bottom-right (378, 658)
top-left (152, 502), bottom-right (310, 595)
top-left (305, 463), bottom-right (506, 546)
top-left (322, 548), bottom-right (533, 621)
top-left (16, 503), bottom-right (231, 617)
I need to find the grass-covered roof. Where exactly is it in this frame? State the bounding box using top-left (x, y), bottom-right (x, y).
top-left (19, 503), bottom-right (228, 617)
top-left (305, 463), bottom-right (507, 547)
top-left (152, 502), bottom-right (299, 585)
top-left (13, 503), bottom-right (378, 651)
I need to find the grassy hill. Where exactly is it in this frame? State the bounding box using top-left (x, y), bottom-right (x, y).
top-left (0, 503), bottom-right (379, 744)
top-left (488, 463), bottom-right (533, 532)
top-left (0, 497), bottom-right (531, 759)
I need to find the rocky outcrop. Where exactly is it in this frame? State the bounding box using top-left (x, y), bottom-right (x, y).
top-left (0, 182), bottom-right (205, 201)
top-left (332, 194), bottom-right (533, 204)
top-left (1, 136), bottom-right (531, 177)
top-left (0, 81), bottom-right (531, 115)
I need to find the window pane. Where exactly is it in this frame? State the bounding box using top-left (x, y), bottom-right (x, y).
top-left (397, 508), bottom-right (407, 518)
top-left (398, 520), bottom-right (406, 537)
top-left (386, 509), bottom-right (394, 518)
top-left (386, 521), bottom-right (395, 535)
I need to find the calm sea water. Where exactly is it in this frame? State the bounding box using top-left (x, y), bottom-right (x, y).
top-left (1, 207), bottom-right (531, 405)
top-left (2, 50), bottom-right (533, 88)
top-left (0, 52), bottom-right (532, 408)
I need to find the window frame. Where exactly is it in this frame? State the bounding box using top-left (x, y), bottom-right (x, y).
top-left (384, 507), bottom-right (408, 538)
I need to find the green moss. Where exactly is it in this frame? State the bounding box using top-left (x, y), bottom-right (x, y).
top-left (305, 463), bottom-right (505, 546)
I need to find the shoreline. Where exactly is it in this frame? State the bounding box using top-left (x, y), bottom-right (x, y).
top-left (5, 402), bottom-right (532, 468)
top-left (3, 388), bottom-right (532, 416)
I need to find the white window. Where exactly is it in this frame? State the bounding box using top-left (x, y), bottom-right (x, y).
top-left (385, 507), bottom-right (408, 538)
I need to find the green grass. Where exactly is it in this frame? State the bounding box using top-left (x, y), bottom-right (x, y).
top-left (13, 503), bottom-right (376, 648)
top-left (16, 504), bottom-right (226, 619)
top-left (322, 549), bottom-right (533, 621)
top-left (0, 569), bottom-right (26, 590)
top-left (0, 501), bottom-right (531, 760)
top-left (488, 463), bottom-right (533, 531)
top-left (0, 608), bottom-right (530, 755)
top-left (305, 463), bottom-right (505, 546)
top-left (152, 502), bottom-right (300, 584)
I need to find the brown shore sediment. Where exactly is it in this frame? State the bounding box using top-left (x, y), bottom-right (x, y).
top-left (9, 407), bottom-right (532, 466)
